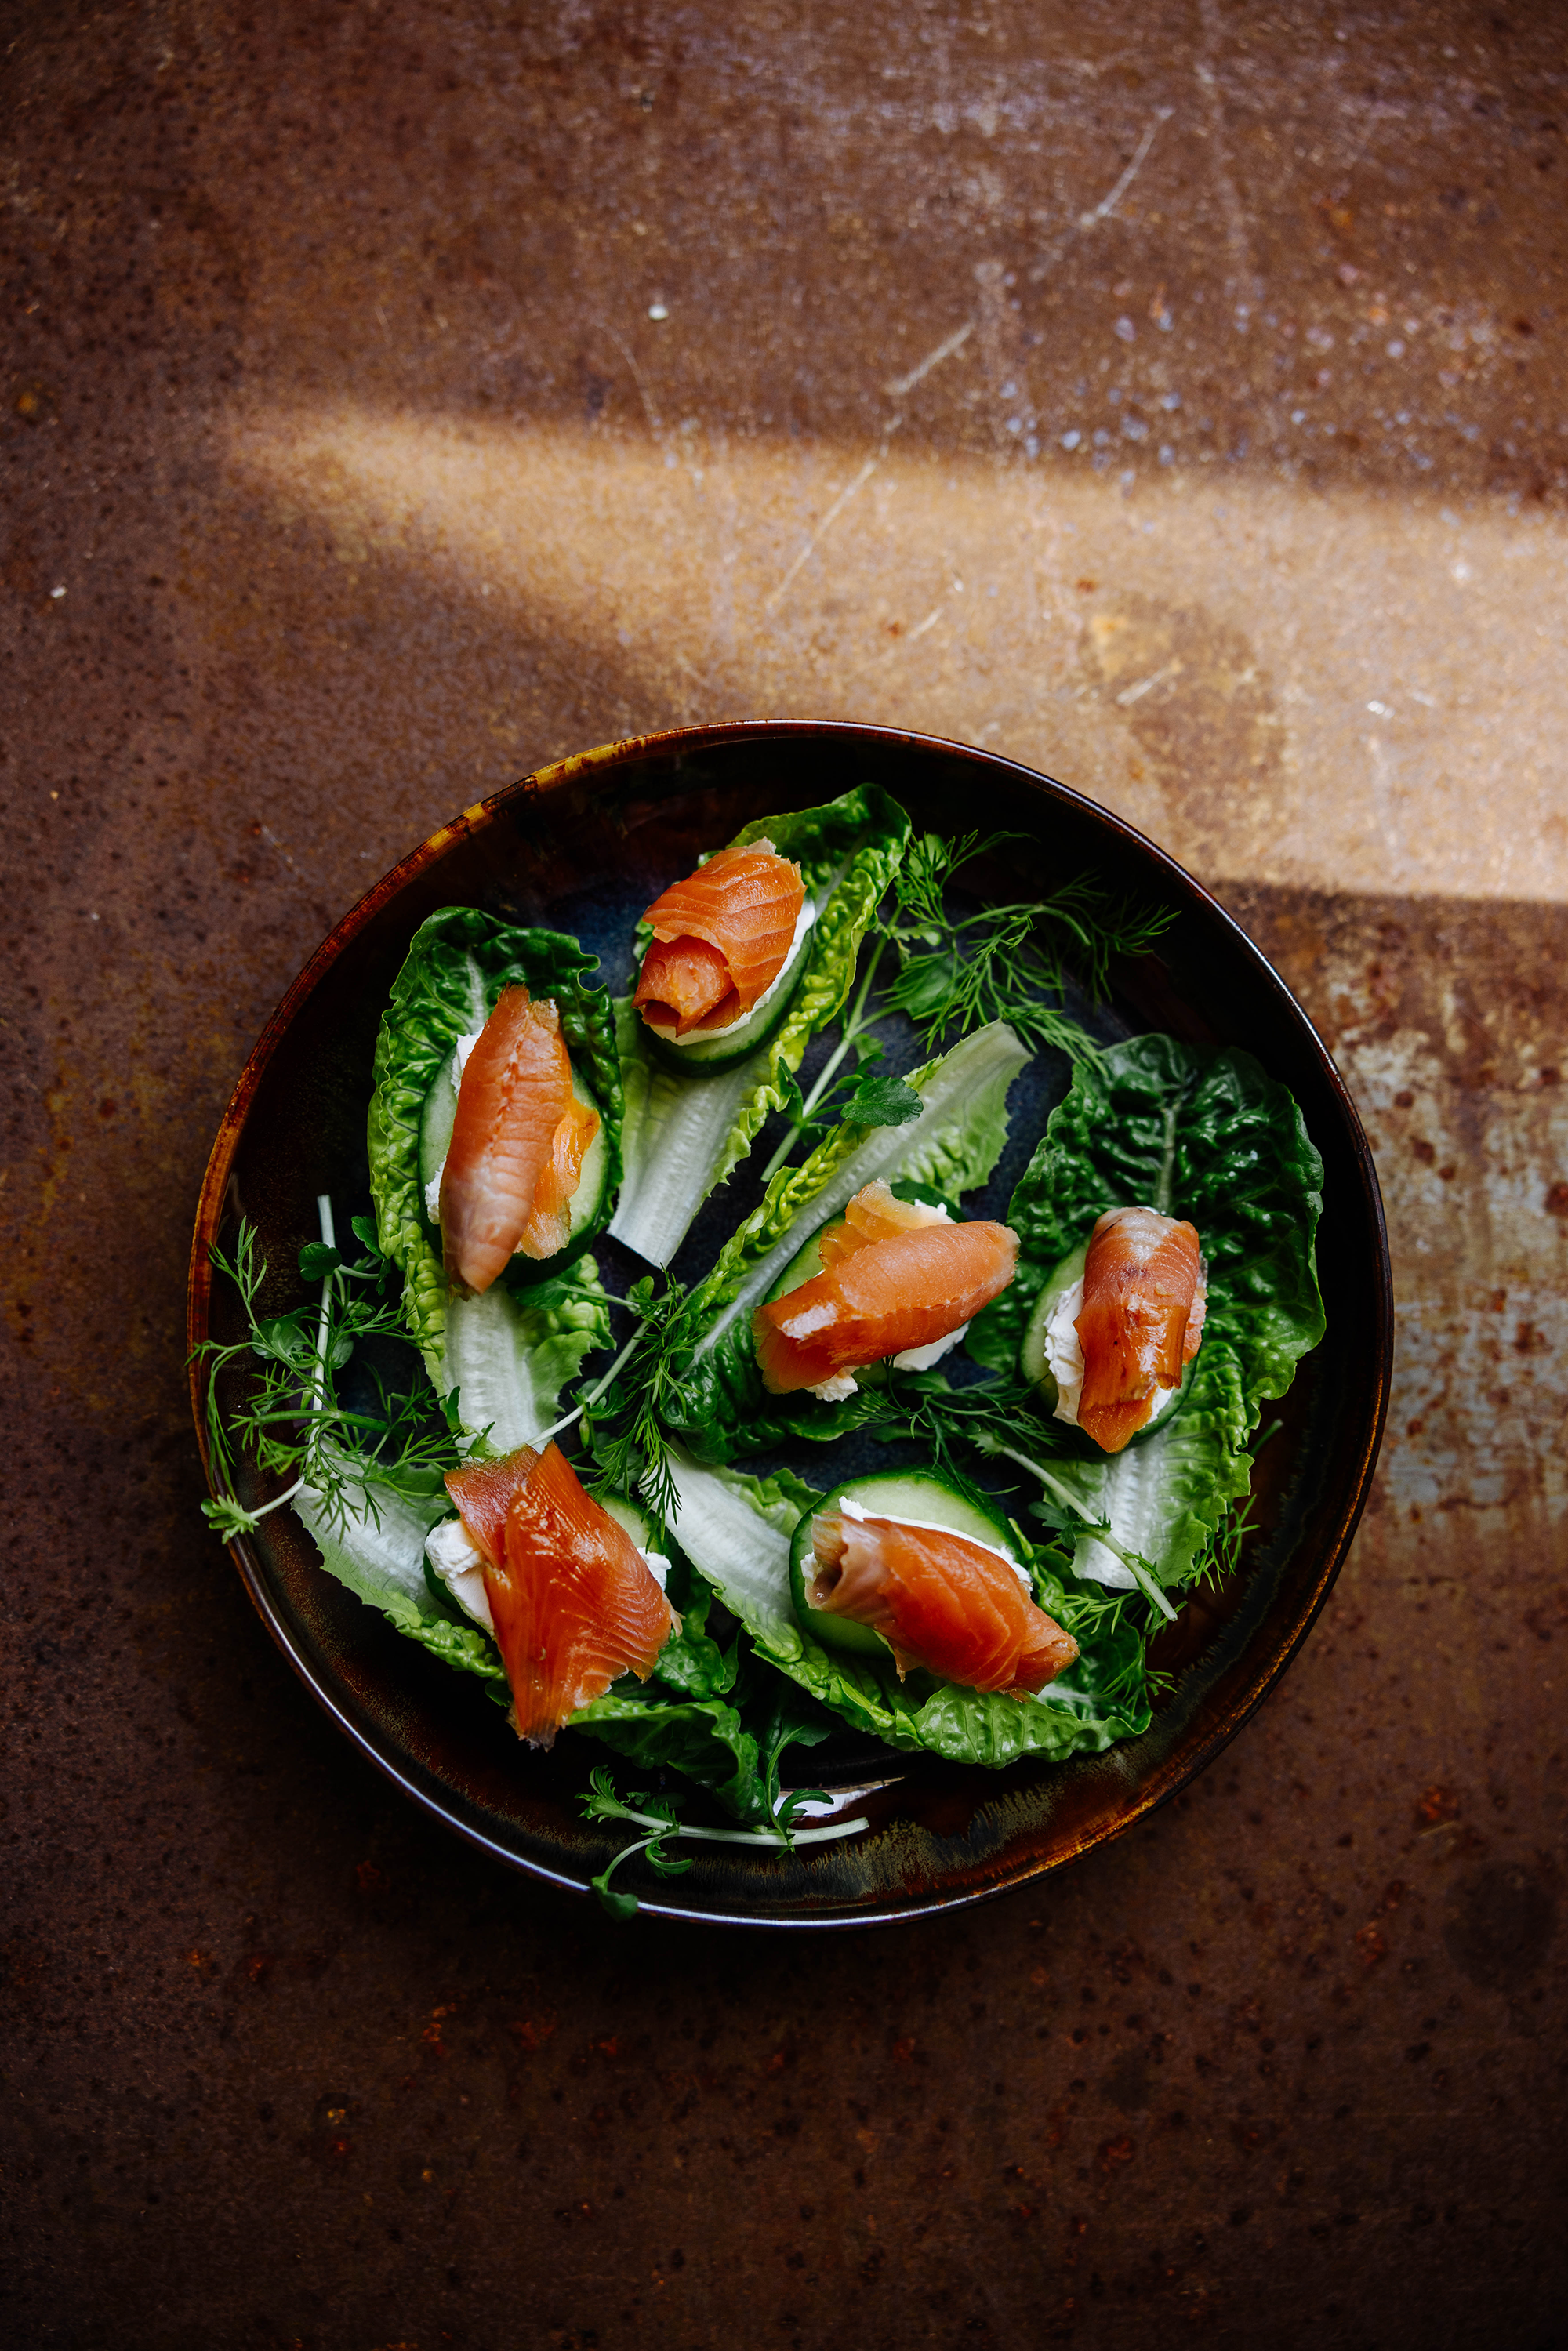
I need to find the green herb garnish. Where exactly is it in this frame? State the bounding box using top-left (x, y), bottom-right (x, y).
top-left (580, 1765), bottom-right (869, 1920)
top-left (191, 1197), bottom-right (461, 1544)
top-left (762, 831), bottom-right (1174, 1177)
top-left (882, 829), bottom-right (1175, 1056)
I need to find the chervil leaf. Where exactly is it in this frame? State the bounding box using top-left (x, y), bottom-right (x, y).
top-left (843, 1074), bottom-right (923, 1129)
top-left (201, 1494), bottom-right (262, 1540)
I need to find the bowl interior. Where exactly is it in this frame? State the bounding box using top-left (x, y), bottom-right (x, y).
top-left (190, 723), bottom-right (1390, 1927)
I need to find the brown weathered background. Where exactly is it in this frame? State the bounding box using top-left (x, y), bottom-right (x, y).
top-left (4, 2), bottom-right (1566, 2345)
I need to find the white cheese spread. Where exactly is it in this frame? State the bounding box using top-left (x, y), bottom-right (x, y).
top-left (892, 1321), bottom-right (969, 1373)
top-left (640, 1549), bottom-right (671, 1592)
top-left (425, 1512), bottom-right (493, 1632)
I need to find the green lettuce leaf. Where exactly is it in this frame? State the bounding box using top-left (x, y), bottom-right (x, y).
top-left (293, 1466), bottom-right (773, 1819)
top-left (367, 906), bottom-right (623, 1359)
top-left (662, 1451), bottom-right (1150, 1766)
top-left (969, 1033), bottom-right (1326, 1590)
top-left (295, 1470), bottom-right (506, 1685)
top-left (562, 1685), bottom-right (766, 1823)
top-left (366, 908), bottom-right (622, 1447)
top-left (438, 1257), bottom-right (612, 1456)
top-left (664, 1021), bottom-right (1030, 1461)
top-left (608, 784), bottom-right (912, 1266)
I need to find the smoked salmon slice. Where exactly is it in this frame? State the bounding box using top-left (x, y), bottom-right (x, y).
top-left (634, 840), bottom-right (805, 1037)
top-left (1074, 1206), bottom-right (1207, 1454)
top-left (816, 1177), bottom-right (942, 1269)
top-left (445, 1442), bottom-right (673, 1748)
top-left (517, 1090), bottom-right (601, 1262)
top-left (438, 987), bottom-right (593, 1292)
top-left (808, 1509), bottom-right (1079, 1694)
top-left (754, 1185), bottom-right (1019, 1395)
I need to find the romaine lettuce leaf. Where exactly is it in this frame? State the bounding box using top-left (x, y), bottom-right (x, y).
top-left (609, 784), bottom-right (912, 1267)
top-left (368, 906), bottom-right (623, 1362)
top-left (663, 1021), bottom-right (1030, 1461)
top-left (663, 1451), bottom-right (1150, 1766)
top-left (969, 1033), bottom-right (1325, 1590)
top-left (295, 1471), bottom-right (506, 1684)
top-left (293, 1466), bottom-right (774, 1818)
top-left (563, 1685), bottom-right (766, 1823)
top-left (438, 1257), bottom-right (612, 1455)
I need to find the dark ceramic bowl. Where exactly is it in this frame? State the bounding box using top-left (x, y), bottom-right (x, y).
top-left (187, 721), bottom-right (1391, 1928)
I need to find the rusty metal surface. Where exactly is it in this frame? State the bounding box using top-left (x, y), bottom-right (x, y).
top-left (2, 2), bottom-right (1563, 2344)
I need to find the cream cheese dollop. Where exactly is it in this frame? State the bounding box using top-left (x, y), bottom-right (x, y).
top-left (425, 1512), bottom-right (492, 1631)
top-left (891, 1322), bottom-right (969, 1373)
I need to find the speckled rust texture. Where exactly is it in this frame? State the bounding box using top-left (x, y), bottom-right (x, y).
top-left (2, 3), bottom-right (1564, 2347)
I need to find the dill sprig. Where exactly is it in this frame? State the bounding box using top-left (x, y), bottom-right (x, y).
top-left (579, 1765), bottom-right (869, 1920)
top-left (579, 1274), bottom-right (698, 1540)
top-left (191, 1200), bottom-right (460, 1544)
top-left (881, 829), bottom-right (1177, 1059)
top-left (760, 932), bottom-right (922, 1180)
top-left (761, 829), bottom-right (1175, 1178)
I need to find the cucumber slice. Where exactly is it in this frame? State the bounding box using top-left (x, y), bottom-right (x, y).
top-left (789, 1468), bottom-right (1022, 1658)
top-left (1022, 1238), bottom-right (1192, 1439)
top-left (1020, 1240), bottom-right (1089, 1412)
top-left (419, 1047), bottom-right (609, 1264)
top-left (601, 1493), bottom-right (655, 1552)
top-left (637, 899), bottom-right (816, 1078)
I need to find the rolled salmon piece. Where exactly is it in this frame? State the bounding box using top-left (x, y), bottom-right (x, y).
top-left (1073, 1205), bottom-right (1206, 1453)
top-left (633, 840), bottom-right (804, 1036)
top-left (809, 1509), bottom-right (1079, 1695)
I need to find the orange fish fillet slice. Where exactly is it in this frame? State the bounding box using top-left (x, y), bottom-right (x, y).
top-left (634, 840), bottom-right (804, 1037)
top-left (753, 1200), bottom-right (1019, 1395)
top-left (816, 1178), bottom-right (942, 1270)
top-left (517, 1091), bottom-right (601, 1261)
top-left (445, 1443), bottom-right (673, 1749)
top-left (809, 1511), bottom-right (1079, 1695)
top-left (1074, 1205), bottom-right (1207, 1454)
top-left (439, 988), bottom-right (574, 1293)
